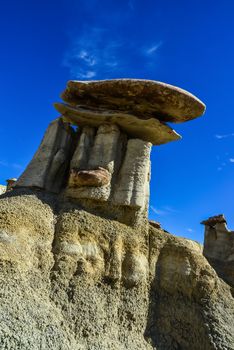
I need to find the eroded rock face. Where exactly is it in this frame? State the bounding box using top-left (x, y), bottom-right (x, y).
top-left (15, 120), bottom-right (151, 226)
top-left (0, 78), bottom-right (213, 349)
top-left (0, 190), bottom-right (233, 350)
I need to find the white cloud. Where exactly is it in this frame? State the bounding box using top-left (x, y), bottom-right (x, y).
top-left (0, 160), bottom-right (23, 170)
top-left (150, 205), bottom-right (179, 216)
top-left (79, 71), bottom-right (96, 79)
top-left (63, 27), bottom-right (163, 79)
top-left (215, 133), bottom-right (234, 139)
top-left (77, 50), bottom-right (97, 66)
top-left (145, 41), bottom-right (162, 55)
top-left (187, 228), bottom-right (194, 233)
top-left (163, 205), bottom-right (180, 213)
top-left (150, 206), bottom-right (167, 215)
top-left (63, 28), bottom-right (122, 79)
top-left (230, 158), bottom-right (234, 163)
top-left (12, 163), bottom-right (23, 170)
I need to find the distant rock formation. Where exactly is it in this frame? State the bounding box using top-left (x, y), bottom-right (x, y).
top-left (202, 214), bottom-right (234, 288)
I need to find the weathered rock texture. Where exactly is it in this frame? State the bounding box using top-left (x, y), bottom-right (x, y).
top-left (16, 119), bottom-right (152, 226)
top-left (66, 124), bottom-right (126, 204)
top-left (54, 103), bottom-right (181, 145)
top-left (60, 79), bottom-right (205, 122)
top-left (16, 118), bottom-right (75, 193)
top-left (113, 138), bottom-right (151, 208)
top-left (0, 190), bottom-right (233, 350)
top-left (2, 78), bottom-right (227, 349)
top-left (202, 215), bottom-right (234, 289)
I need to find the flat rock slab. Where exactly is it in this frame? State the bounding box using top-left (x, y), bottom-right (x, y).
top-left (60, 79), bottom-right (205, 123)
top-left (54, 103), bottom-right (181, 145)
top-left (201, 214), bottom-right (227, 226)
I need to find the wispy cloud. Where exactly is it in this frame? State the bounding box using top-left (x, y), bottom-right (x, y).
top-left (11, 163), bottom-right (23, 170)
top-left (150, 205), bottom-right (179, 216)
top-left (150, 206), bottom-right (167, 215)
top-left (63, 27), bottom-right (163, 79)
top-left (77, 50), bottom-right (97, 66)
top-left (163, 206), bottom-right (179, 213)
top-left (215, 133), bottom-right (234, 139)
top-left (63, 28), bottom-right (122, 79)
top-left (145, 41), bottom-right (162, 55)
top-left (216, 155), bottom-right (234, 171)
top-left (0, 160), bottom-right (23, 170)
top-left (79, 71), bottom-right (96, 79)
top-left (187, 228), bottom-right (194, 233)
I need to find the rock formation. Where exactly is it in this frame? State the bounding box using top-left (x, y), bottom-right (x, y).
top-left (0, 79), bottom-right (234, 349)
top-left (16, 79), bottom-right (205, 226)
top-left (202, 214), bottom-right (234, 289)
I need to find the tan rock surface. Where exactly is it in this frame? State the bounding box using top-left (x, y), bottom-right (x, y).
top-left (54, 103), bottom-right (181, 145)
top-left (60, 79), bottom-right (205, 123)
top-left (0, 189), bottom-right (233, 350)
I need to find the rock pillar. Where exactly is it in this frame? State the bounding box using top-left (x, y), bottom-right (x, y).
top-left (16, 118), bottom-right (75, 193)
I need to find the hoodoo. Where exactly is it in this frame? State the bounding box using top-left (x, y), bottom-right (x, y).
top-left (1, 79), bottom-right (234, 350)
top-left (16, 79), bottom-right (205, 226)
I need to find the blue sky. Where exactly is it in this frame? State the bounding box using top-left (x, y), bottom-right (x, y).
top-left (0, 0), bottom-right (234, 242)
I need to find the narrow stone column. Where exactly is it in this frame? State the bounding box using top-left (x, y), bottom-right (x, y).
top-left (70, 126), bottom-right (95, 170)
top-left (113, 139), bottom-right (151, 209)
top-left (88, 124), bottom-right (125, 174)
top-left (16, 118), bottom-right (75, 193)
